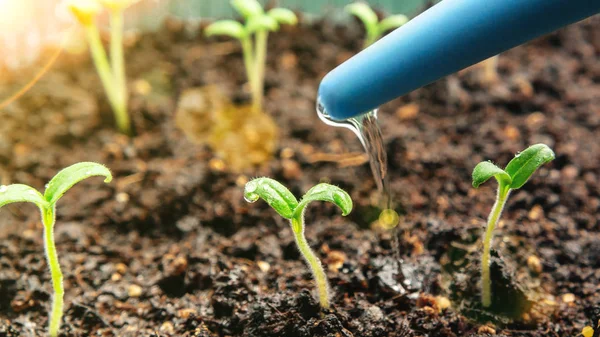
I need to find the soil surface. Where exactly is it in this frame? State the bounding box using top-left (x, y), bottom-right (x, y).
top-left (0, 14), bottom-right (599, 337)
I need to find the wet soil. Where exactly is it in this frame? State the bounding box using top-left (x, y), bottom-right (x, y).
top-left (0, 14), bottom-right (598, 337)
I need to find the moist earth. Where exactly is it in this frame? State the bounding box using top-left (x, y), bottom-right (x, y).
top-left (0, 15), bottom-right (598, 337)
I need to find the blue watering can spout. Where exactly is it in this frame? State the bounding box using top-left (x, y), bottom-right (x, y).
top-left (318, 0), bottom-right (600, 120)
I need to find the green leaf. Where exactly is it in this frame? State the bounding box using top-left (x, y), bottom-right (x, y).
top-left (294, 183), bottom-right (353, 219)
top-left (267, 8), bottom-right (298, 26)
top-left (505, 144), bottom-right (555, 189)
top-left (244, 177), bottom-right (298, 219)
top-left (247, 14), bottom-right (279, 33)
top-left (44, 162), bottom-right (112, 205)
top-left (231, 0), bottom-right (263, 19)
top-left (0, 184), bottom-right (47, 209)
top-left (345, 2), bottom-right (378, 32)
top-left (378, 14), bottom-right (408, 33)
top-left (472, 161), bottom-right (512, 188)
top-left (205, 20), bottom-right (246, 40)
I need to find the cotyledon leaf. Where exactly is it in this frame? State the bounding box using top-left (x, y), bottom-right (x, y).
top-left (505, 144), bottom-right (555, 189)
top-left (294, 183), bottom-right (353, 218)
top-left (244, 177), bottom-right (298, 219)
top-left (472, 161), bottom-right (512, 188)
top-left (44, 162), bottom-right (112, 205)
top-left (0, 184), bottom-right (47, 209)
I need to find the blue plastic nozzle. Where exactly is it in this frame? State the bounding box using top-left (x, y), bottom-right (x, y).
top-left (318, 0), bottom-right (600, 120)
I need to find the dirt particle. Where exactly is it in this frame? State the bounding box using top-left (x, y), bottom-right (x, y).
top-left (128, 284), bottom-right (143, 298)
top-left (528, 205), bottom-right (544, 221)
top-left (527, 255), bottom-right (543, 274)
top-left (325, 250), bottom-right (346, 272)
top-left (280, 147), bottom-right (295, 159)
top-left (116, 263), bottom-right (128, 274)
top-left (256, 261), bottom-right (270, 273)
top-left (561, 293), bottom-right (575, 303)
top-left (282, 159), bottom-right (302, 179)
top-left (116, 192), bottom-right (129, 203)
top-left (235, 175), bottom-right (248, 187)
top-left (111, 273), bottom-right (122, 281)
top-left (435, 296), bottom-right (451, 312)
top-left (209, 158), bottom-right (226, 172)
top-left (503, 125), bottom-right (520, 141)
top-left (160, 321), bottom-right (174, 334)
top-left (177, 308), bottom-right (197, 319)
top-left (396, 103), bottom-right (419, 120)
top-left (477, 325), bottom-right (496, 335)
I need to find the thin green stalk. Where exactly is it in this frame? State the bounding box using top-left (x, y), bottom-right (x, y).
top-left (364, 26), bottom-right (378, 48)
top-left (241, 36), bottom-right (259, 114)
top-left (481, 186), bottom-right (510, 307)
top-left (42, 206), bottom-right (63, 337)
top-left (85, 23), bottom-right (130, 134)
top-left (109, 10), bottom-right (130, 135)
top-left (253, 30), bottom-right (269, 112)
top-left (291, 217), bottom-right (329, 309)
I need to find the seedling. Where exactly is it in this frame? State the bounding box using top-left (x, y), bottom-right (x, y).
top-left (66, 0), bottom-right (138, 134)
top-left (0, 162), bottom-right (112, 337)
top-left (205, 0), bottom-right (298, 113)
top-left (244, 178), bottom-right (352, 308)
top-left (472, 144), bottom-right (554, 308)
top-left (345, 2), bottom-right (408, 48)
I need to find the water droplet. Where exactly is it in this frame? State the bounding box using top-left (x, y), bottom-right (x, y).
top-left (245, 181), bottom-right (258, 194)
top-left (0, 185), bottom-right (7, 193)
top-left (28, 190), bottom-right (37, 195)
top-left (44, 184), bottom-right (49, 189)
top-left (85, 171), bottom-right (92, 175)
top-left (244, 193), bottom-right (259, 203)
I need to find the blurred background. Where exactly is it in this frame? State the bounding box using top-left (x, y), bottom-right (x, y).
top-left (0, 0), bottom-right (431, 70)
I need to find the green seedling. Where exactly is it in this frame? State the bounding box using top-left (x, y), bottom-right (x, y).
top-left (205, 0), bottom-right (298, 113)
top-left (472, 144), bottom-right (554, 308)
top-left (244, 178), bottom-right (352, 309)
top-left (345, 2), bottom-right (408, 48)
top-left (0, 162), bottom-right (112, 337)
top-left (66, 0), bottom-right (137, 134)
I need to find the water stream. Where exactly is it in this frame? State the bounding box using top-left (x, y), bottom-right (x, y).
top-left (316, 99), bottom-right (392, 211)
top-left (317, 98), bottom-right (407, 293)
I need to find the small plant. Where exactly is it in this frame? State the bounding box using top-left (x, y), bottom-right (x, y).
top-left (205, 0), bottom-right (298, 112)
top-left (472, 144), bottom-right (554, 308)
top-left (345, 2), bottom-right (408, 48)
top-left (244, 178), bottom-right (352, 308)
top-left (66, 0), bottom-right (138, 134)
top-left (0, 162), bottom-right (112, 337)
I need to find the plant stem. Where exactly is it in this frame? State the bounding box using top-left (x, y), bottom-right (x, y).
top-left (109, 10), bottom-right (131, 135)
top-left (481, 185), bottom-right (510, 307)
top-left (241, 36), bottom-right (258, 114)
top-left (291, 217), bottom-right (329, 309)
top-left (85, 23), bottom-right (130, 135)
top-left (42, 206), bottom-right (63, 337)
top-left (253, 30), bottom-right (269, 112)
top-left (364, 25), bottom-right (379, 48)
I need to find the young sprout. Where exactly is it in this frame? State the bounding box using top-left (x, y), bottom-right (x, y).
top-left (472, 144), bottom-right (554, 308)
top-left (65, 0), bottom-right (138, 134)
top-left (0, 162), bottom-right (112, 337)
top-left (244, 178), bottom-right (352, 309)
top-left (345, 2), bottom-right (408, 48)
top-left (205, 0), bottom-right (298, 113)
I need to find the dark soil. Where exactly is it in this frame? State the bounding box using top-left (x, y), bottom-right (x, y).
top-left (0, 14), bottom-right (599, 337)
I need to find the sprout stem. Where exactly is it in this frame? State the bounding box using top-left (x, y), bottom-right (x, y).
top-left (253, 30), bottom-right (269, 112)
top-left (42, 206), bottom-right (63, 337)
top-left (291, 217), bottom-right (329, 309)
top-left (85, 22), bottom-right (130, 135)
top-left (241, 36), bottom-right (259, 114)
top-left (481, 185), bottom-right (510, 307)
top-left (109, 10), bottom-right (130, 134)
